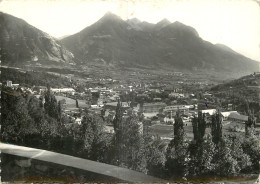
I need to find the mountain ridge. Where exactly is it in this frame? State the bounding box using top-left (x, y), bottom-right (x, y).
top-left (0, 12), bottom-right (75, 66)
top-left (1, 12), bottom-right (259, 79)
top-left (61, 12), bottom-right (259, 76)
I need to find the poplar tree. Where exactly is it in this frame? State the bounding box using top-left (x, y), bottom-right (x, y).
top-left (76, 99), bottom-right (79, 108)
top-left (211, 110), bottom-right (222, 145)
top-left (165, 110), bottom-right (187, 178)
top-left (192, 111), bottom-right (206, 143)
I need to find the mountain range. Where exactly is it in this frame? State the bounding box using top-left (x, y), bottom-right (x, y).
top-left (61, 12), bottom-right (259, 75)
top-left (0, 12), bottom-right (75, 66)
top-left (1, 12), bottom-right (259, 77)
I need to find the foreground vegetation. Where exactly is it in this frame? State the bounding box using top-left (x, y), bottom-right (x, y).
top-left (1, 86), bottom-right (259, 181)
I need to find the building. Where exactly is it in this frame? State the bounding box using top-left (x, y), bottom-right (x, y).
top-left (12, 84), bottom-right (19, 88)
top-left (201, 109), bottom-right (217, 116)
top-left (228, 113), bottom-right (248, 123)
top-left (75, 118), bottom-right (82, 125)
top-left (221, 111), bottom-right (239, 121)
top-left (169, 92), bottom-right (184, 98)
top-left (105, 102), bottom-right (130, 110)
top-left (91, 104), bottom-right (104, 109)
top-left (6, 80), bottom-right (12, 87)
top-left (37, 86), bottom-right (48, 94)
top-left (104, 125), bottom-right (114, 134)
top-left (51, 88), bottom-right (75, 94)
top-left (227, 104), bottom-right (233, 111)
top-left (164, 114), bottom-right (175, 124)
top-left (153, 98), bottom-right (162, 101)
top-left (164, 105), bottom-right (195, 115)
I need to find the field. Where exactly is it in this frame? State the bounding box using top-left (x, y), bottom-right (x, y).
top-left (55, 96), bottom-right (89, 109)
top-left (149, 123), bottom-right (194, 140)
top-left (149, 121), bottom-right (248, 140)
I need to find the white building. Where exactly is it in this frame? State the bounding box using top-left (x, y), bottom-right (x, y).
top-left (75, 118), bottom-right (82, 125)
top-left (221, 111), bottom-right (239, 120)
top-left (169, 92), bottom-right (184, 98)
top-left (6, 80), bottom-right (12, 87)
top-left (201, 109), bottom-right (217, 116)
top-left (51, 88), bottom-right (75, 94)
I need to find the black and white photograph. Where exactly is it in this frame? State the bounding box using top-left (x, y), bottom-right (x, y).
top-left (0, 0), bottom-right (260, 183)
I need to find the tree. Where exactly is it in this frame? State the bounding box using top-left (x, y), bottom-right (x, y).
top-left (144, 136), bottom-right (166, 178)
top-left (214, 141), bottom-right (239, 176)
top-left (192, 111), bottom-right (206, 143)
top-left (1, 91), bottom-right (37, 144)
top-left (229, 137), bottom-right (252, 173)
top-left (110, 100), bottom-right (123, 164)
top-left (76, 99), bottom-right (79, 108)
top-left (109, 100), bottom-right (147, 173)
top-left (187, 135), bottom-right (216, 177)
top-left (57, 101), bottom-right (62, 122)
top-left (242, 135), bottom-right (260, 171)
top-left (165, 110), bottom-right (188, 178)
top-left (245, 114), bottom-right (256, 137)
top-left (173, 110), bottom-right (185, 147)
top-left (211, 110), bottom-right (223, 145)
top-left (189, 111), bottom-right (214, 177)
top-left (44, 88), bottom-right (59, 120)
top-left (79, 114), bottom-right (108, 162)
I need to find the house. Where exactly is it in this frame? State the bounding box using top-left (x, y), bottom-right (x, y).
top-left (221, 111), bottom-right (239, 121)
top-left (75, 118), bottom-right (82, 125)
top-left (164, 114), bottom-right (175, 124)
top-left (220, 111), bottom-right (248, 123)
top-left (37, 86), bottom-right (48, 94)
top-left (12, 84), bottom-right (19, 88)
top-left (91, 104), bottom-right (104, 109)
top-left (227, 104), bottom-right (233, 111)
top-left (228, 113), bottom-right (248, 123)
top-left (169, 92), bottom-right (184, 98)
top-left (104, 125), bottom-right (114, 134)
top-left (153, 98), bottom-right (162, 101)
top-left (109, 95), bottom-right (120, 102)
top-left (100, 89), bottom-right (113, 94)
top-left (6, 80), bottom-right (12, 87)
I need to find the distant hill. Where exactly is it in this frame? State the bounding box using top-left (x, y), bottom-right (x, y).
top-left (211, 72), bottom-right (260, 101)
top-left (0, 12), bottom-right (75, 66)
top-left (61, 12), bottom-right (259, 77)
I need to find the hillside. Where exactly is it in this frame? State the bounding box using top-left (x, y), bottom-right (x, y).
top-left (61, 12), bottom-right (259, 77)
top-left (0, 12), bottom-right (75, 66)
top-left (211, 72), bottom-right (260, 101)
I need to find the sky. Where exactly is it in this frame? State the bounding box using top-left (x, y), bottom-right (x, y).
top-left (1, 0), bottom-right (260, 61)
